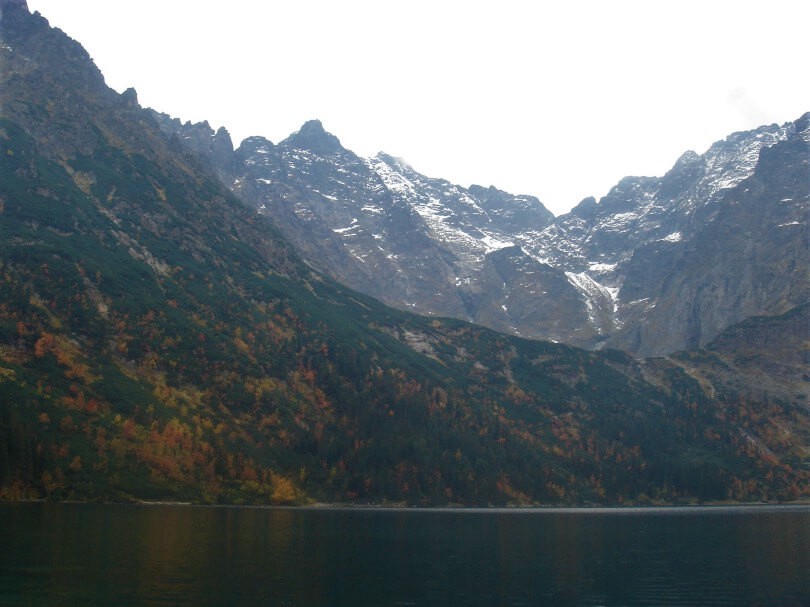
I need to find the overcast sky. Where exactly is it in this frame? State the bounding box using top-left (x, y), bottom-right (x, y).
top-left (26, 0), bottom-right (809, 215)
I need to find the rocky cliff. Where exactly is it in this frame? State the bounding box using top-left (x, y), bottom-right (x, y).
top-left (154, 112), bottom-right (809, 356)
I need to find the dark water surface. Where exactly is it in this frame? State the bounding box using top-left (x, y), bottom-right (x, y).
top-left (1, 503), bottom-right (808, 606)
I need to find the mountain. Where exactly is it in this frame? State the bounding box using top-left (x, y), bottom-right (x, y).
top-left (151, 115), bottom-right (580, 342)
top-left (156, 108), bottom-right (808, 357)
top-left (542, 119), bottom-right (809, 355)
top-left (677, 303), bottom-right (810, 407)
top-left (1, 2), bottom-right (808, 506)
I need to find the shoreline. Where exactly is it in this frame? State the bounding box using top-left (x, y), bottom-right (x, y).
top-left (4, 498), bottom-right (809, 513)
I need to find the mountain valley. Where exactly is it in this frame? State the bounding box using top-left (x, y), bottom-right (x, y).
top-left (1, 1), bottom-right (808, 506)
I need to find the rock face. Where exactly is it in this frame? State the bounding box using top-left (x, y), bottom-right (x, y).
top-left (703, 304), bottom-right (810, 405)
top-left (0, 0), bottom-right (28, 11)
top-left (532, 116), bottom-right (809, 355)
top-left (153, 111), bottom-right (809, 358)
top-left (602, 127), bottom-right (809, 355)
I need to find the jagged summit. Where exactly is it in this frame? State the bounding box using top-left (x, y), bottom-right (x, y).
top-left (280, 119), bottom-right (344, 154)
top-left (206, 112), bottom-right (808, 355)
top-left (121, 87), bottom-right (138, 107)
top-left (374, 151), bottom-right (413, 172)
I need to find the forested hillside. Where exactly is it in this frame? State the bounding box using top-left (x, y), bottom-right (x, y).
top-left (1, 3), bottom-right (807, 506)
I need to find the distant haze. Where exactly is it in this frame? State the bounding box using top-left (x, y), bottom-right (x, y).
top-left (26, 0), bottom-right (809, 215)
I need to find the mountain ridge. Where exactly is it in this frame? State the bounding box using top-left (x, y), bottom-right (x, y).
top-left (1, 6), bottom-right (808, 506)
top-left (153, 110), bottom-right (808, 356)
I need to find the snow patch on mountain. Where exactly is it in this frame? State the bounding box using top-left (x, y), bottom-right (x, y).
top-left (565, 271), bottom-right (620, 330)
top-left (480, 233), bottom-right (514, 253)
top-left (601, 211), bottom-right (639, 232)
top-left (333, 219), bottom-right (359, 234)
top-left (367, 156), bottom-right (417, 196)
top-left (589, 262), bottom-right (618, 273)
top-left (695, 126), bottom-right (791, 204)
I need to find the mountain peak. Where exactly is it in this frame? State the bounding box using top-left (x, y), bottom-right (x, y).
top-left (375, 151), bottom-right (413, 173)
top-left (280, 119), bottom-right (344, 155)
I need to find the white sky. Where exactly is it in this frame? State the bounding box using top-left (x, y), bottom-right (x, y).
top-left (26, 0), bottom-right (810, 216)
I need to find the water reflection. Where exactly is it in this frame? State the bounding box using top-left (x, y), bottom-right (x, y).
top-left (1, 504), bottom-right (808, 606)
top-left (736, 510), bottom-right (810, 605)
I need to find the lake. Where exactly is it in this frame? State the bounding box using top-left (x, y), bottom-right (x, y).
top-left (1, 503), bottom-right (808, 606)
